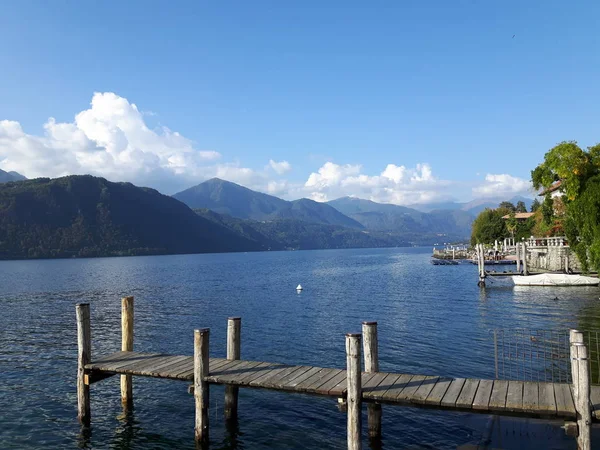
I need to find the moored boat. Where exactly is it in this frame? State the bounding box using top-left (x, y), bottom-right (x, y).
top-left (512, 273), bottom-right (599, 286)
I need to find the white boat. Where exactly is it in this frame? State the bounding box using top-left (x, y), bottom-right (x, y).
top-left (512, 273), bottom-right (599, 286)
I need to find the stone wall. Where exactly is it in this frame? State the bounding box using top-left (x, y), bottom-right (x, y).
top-left (526, 245), bottom-right (582, 273)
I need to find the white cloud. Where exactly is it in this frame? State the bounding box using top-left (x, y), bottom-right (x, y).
top-left (0, 92), bottom-right (284, 194)
top-left (303, 162), bottom-right (451, 204)
top-left (268, 159), bottom-right (292, 175)
top-left (472, 174), bottom-right (533, 199)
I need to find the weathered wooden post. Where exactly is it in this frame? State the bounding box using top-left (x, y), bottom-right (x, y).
top-left (570, 330), bottom-right (584, 401)
top-left (565, 251), bottom-right (570, 273)
top-left (224, 317), bottom-right (241, 421)
top-left (76, 303), bottom-right (91, 426)
top-left (121, 296), bottom-right (134, 408)
top-left (516, 242), bottom-right (521, 273)
top-left (522, 242), bottom-right (529, 276)
top-left (362, 322), bottom-right (381, 440)
top-left (571, 340), bottom-right (591, 450)
top-left (477, 244), bottom-right (486, 287)
top-left (194, 328), bottom-right (210, 445)
top-left (346, 333), bottom-right (362, 450)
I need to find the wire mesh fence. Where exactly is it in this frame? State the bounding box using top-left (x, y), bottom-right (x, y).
top-left (493, 329), bottom-right (600, 385)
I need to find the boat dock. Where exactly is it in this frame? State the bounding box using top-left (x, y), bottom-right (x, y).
top-left (77, 297), bottom-right (596, 449)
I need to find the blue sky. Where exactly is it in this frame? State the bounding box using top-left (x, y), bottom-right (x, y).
top-left (1, 1), bottom-right (599, 204)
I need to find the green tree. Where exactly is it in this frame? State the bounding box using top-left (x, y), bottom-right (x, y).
top-left (515, 201), bottom-right (527, 213)
top-left (530, 198), bottom-right (541, 212)
top-left (470, 207), bottom-right (510, 246)
top-left (499, 201), bottom-right (516, 212)
top-left (541, 194), bottom-right (554, 225)
top-left (531, 141), bottom-right (600, 201)
top-left (564, 175), bottom-right (600, 271)
top-left (531, 140), bottom-right (600, 271)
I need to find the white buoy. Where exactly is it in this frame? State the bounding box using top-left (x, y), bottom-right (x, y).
top-left (296, 284), bottom-right (303, 291)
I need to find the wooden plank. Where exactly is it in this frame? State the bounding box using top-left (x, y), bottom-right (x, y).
top-left (472, 379), bottom-right (493, 410)
top-left (87, 352), bottom-right (162, 371)
top-left (254, 365), bottom-right (305, 388)
top-left (412, 376), bottom-right (439, 404)
top-left (488, 380), bottom-right (508, 411)
top-left (360, 372), bottom-right (377, 390)
top-left (538, 382), bottom-right (556, 416)
top-left (591, 385), bottom-right (600, 420)
top-left (554, 383), bottom-right (576, 418)
top-left (118, 355), bottom-right (174, 375)
top-left (182, 359), bottom-right (245, 381)
top-left (286, 367), bottom-right (322, 390)
top-left (209, 361), bottom-right (263, 383)
top-left (248, 365), bottom-right (296, 387)
top-left (378, 374), bottom-right (413, 402)
top-left (362, 372), bottom-right (389, 393)
top-left (365, 373), bottom-right (401, 401)
top-left (423, 377), bottom-right (452, 406)
top-left (397, 375), bottom-right (426, 402)
top-left (297, 368), bottom-right (341, 393)
top-left (269, 366), bottom-right (313, 390)
top-left (243, 363), bottom-right (286, 384)
top-left (456, 379), bottom-right (480, 408)
top-left (522, 382), bottom-right (539, 414)
top-left (441, 378), bottom-right (466, 408)
top-left (145, 355), bottom-right (191, 378)
top-left (505, 381), bottom-right (524, 412)
top-left (237, 363), bottom-right (285, 385)
top-left (315, 370), bottom-right (348, 396)
top-left (162, 356), bottom-right (193, 374)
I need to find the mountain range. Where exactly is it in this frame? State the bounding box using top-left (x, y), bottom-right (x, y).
top-left (0, 169), bottom-right (26, 184)
top-left (0, 176), bottom-right (261, 259)
top-left (174, 178), bottom-right (478, 241)
top-left (409, 196), bottom-right (534, 215)
top-left (173, 178), bottom-right (362, 229)
top-left (0, 174), bottom-right (533, 260)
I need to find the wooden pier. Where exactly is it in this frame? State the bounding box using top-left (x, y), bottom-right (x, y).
top-left (76, 298), bottom-right (596, 449)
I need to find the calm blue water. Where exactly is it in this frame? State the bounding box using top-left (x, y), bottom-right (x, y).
top-left (1, 247), bottom-right (600, 449)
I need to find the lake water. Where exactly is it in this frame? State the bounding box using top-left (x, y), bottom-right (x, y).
top-left (2, 247), bottom-right (600, 449)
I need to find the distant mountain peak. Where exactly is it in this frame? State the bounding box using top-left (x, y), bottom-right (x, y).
top-left (0, 168), bottom-right (27, 183)
top-left (173, 179), bottom-right (363, 228)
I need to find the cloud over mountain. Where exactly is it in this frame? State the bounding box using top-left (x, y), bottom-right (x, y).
top-left (303, 161), bottom-right (453, 204)
top-left (472, 173), bottom-right (533, 199)
top-left (0, 92), bottom-right (275, 194)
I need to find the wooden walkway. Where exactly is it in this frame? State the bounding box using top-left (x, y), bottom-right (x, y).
top-left (86, 350), bottom-right (600, 421)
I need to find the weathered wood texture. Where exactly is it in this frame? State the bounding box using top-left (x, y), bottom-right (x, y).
top-left (194, 329), bottom-right (210, 445)
top-left (85, 350), bottom-right (594, 421)
top-left (76, 303), bottom-right (91, 426)
top-left (121, 296), bottom-right (134, 408)
top-left (362, 321), bottom-right (381, 440)
top-left (224, 317), bottom-right (241, 421)
top-left (346, 333), bottom-right (362, 450)
top-left (573, 343), bottom-right (591, 450)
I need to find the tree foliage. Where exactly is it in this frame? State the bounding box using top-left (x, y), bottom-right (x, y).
top-left (515, 201), bottom-right (527, 213)
top-left (470, 207), bottom-right (510, 246)
top-left (498, 201), bottom-right (516, 212)
top-left (531, 140), bottom-right (600, 271)
top-left (530, 198), bottom-right (541, 212)
top-left (564, 175), bottom-right (600, 271)
top-left (531, 141), bottom-right (600, 201)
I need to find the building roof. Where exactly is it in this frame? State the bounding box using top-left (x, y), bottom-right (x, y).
top-left (502, 212), bottom-right (535, 220)
top-left (538, 180), bottom-right (562, 196)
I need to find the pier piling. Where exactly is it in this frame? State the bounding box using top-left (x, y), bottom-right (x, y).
top-left (570, 330), bottom-right (591, 450)
top-left (194, 328), bottom-right (210, 445)
top-left (224, 317), bottom-right (241, 421)
top-left (362, 322), bottom-right (381, 440)
top-left (121, 296), bottom-right (134, 408)
top-left (346, 333), bottom-right (362, 450)
top-left (522, 243), bottom-right (529, 276)
top-left (76, 303), bottom-right (91, 426)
